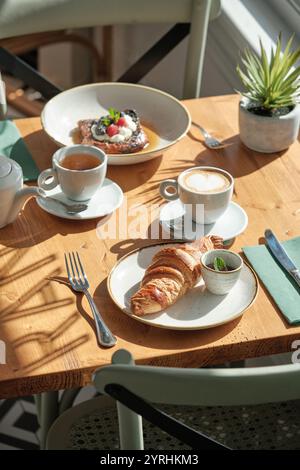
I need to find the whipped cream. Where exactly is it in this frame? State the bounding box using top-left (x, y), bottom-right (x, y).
top-left (91, 112), bottom-right (137, 143)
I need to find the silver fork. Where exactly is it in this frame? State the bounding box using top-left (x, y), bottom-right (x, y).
top-left (191, 121), bottom-right (223, 149)
top-left (64, 252), bottom-right (117, 348)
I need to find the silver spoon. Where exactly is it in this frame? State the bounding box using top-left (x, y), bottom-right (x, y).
top-left (39, 195), bottom-right (88, 214)
top-left (191, 121), bottom-right (223, 149)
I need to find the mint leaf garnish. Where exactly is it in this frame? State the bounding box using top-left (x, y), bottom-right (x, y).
top-left (213, 257), bottom-right (227, 271)
top-left (108, 107), bottom-right (121, 123)
top-left (100, 116), bottom-right (111, 127)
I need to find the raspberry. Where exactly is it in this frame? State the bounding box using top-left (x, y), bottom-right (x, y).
top-left (116, 117), bottom-right (127, 127)
top-left (106, 124), bottom-right (119, 137)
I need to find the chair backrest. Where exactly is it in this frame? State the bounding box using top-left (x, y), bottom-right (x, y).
top-left (0, 0), bottom-right (221, 98)
top-left (95, 349), bottom-right (300, 407)
top-left (93, 349), bottom-right (300, 449)
top-left (0, 0), bottom-right (220, 39)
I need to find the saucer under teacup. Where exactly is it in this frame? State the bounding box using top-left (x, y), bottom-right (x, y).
top-left (159, 200), bottom-right (248, 242)
top-left (37, 177), bottom-right (123, 220)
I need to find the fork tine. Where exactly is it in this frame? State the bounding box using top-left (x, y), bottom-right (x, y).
top-left (71, 251), bottom-right (81, 278)
top-left (72, 251), bottom-right (85, 286)
top-left (76, 251), bottom-right (87, 281)
top-left (68, 252), bottom-right (76, 279)
top-left (64, 253), bottom-right (72, 281)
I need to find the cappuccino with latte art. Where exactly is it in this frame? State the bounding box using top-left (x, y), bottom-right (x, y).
top-left (182, 169), bottom-right (231, 194)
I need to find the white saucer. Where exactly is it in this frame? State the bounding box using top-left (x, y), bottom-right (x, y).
top-left (108, 242), bottom-right (258, 330)
top-left (37, 178), bottom-right (123, 220)
top-left (159, 200), bottom-right (248, 242)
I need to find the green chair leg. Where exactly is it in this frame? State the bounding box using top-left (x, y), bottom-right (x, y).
top-left (36, 388), bottom-right (82, 449)
top-left (117, 402), bottom-right (143, 450)
top-left (183, 0), bottom-right (212, 99)
top-left (112, 349), bottom-right (144, 450)
top-left (40, 391), bottom-right (59, 450)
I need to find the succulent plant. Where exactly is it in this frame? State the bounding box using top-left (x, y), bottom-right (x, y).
top-left (237, 34), bottom-right (300, 113)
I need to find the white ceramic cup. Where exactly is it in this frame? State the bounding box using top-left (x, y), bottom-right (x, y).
top-left (159, 166), bottom-right (234, 224)
top-left (201, 249), bottom-right (243, 295)
top-left (38, 145), bottom-right (107, 201)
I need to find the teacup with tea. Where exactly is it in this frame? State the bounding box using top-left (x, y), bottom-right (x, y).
top-left (38, 145), bottom-right (107, 201)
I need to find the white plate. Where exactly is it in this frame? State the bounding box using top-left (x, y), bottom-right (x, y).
top-left (108, 242), bottom-right (258, 330)
top-left (41, 82), bottom-right (191, 166)
top-left (37, 178), bottom-right (123, 220)
top-left (160, 200), bottom-right (248, 242)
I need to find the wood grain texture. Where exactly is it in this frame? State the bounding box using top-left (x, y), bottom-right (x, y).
top-left (0, 95), bottom-right (300, 398)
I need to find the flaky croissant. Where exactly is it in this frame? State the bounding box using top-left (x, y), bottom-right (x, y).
top-left (131, 235), bottom-right (223, 316)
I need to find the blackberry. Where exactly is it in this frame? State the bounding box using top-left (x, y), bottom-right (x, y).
top-left (94, 123), bottom-right (106, 136)
top-left (124, 109), bottom-right (138, 120)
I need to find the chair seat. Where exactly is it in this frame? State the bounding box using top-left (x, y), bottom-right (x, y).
top-left (47, 395), bottom-right (300, 450)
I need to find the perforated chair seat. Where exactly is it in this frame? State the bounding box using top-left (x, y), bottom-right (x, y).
top-left (47, 395), bottom-right (300, 450)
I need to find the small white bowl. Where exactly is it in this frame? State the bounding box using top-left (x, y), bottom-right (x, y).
top-left (201, 249), bottom-right (243, 295)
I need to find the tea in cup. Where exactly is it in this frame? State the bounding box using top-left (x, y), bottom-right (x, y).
top-left (38, 145), bottom-right (107, 201)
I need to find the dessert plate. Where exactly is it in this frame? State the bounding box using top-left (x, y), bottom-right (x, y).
top-left (41, 82), bottom-right (191, 165)
top-left (159, 200), bottom-right (248, 242)
top-left (108, 242), bottom-right (258, 330)
top-left (37, 178), bottom-right (123, 220)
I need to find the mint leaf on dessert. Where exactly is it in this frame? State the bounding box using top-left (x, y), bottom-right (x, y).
top-left (100, 115), bottom-right (111, 127)
top-left (213, 257), bottom-right (227, 271)
top-left (109, 107), bottom-right (121, 123)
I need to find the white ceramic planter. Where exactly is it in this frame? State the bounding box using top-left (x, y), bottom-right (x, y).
top-left (239, 100), bottom-right (300, 153)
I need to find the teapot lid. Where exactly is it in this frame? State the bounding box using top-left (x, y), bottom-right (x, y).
top-left (0, 155), bottom-right (12, 178)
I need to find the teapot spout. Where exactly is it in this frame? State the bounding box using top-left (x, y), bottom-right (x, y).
top-left (8, 186), bottom-right (40, 225)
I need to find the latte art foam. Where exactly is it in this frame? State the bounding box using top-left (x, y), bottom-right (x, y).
top-left (182, 170), bottom-right (230, 193)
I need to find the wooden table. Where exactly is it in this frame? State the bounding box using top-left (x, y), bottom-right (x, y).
top-left (1, 95), bottom-right (300, 402)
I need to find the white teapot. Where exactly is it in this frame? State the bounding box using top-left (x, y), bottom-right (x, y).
top-left (0, 155), bottom-right (39, 228)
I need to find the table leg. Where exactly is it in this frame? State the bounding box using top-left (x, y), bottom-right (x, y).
top-left (36, 388), bottom-right (82, 449)
top-left (59, 388), bottom-right (81, 414)
top-left (34, 394), bottom-right (42, 426)
top-left (40, 391), bottom-right (59, 450)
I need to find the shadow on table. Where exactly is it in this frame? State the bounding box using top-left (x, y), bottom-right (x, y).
top-left (184, 130), bottom-right (285, 178)
top-left (107, 155), bottom-right (163, 193)
top-left (11, 313), bottom-right (79, 350)
top-left (110, 236), bottom-right (173, 261)
top-left (0, 248), bottom-right (71, 322)
top-left (0, 197), bottom-right (112, 248)
top-left (0, 249), bottom-right (89, 374)
top-left (10, 328), bottom-right (88, 375)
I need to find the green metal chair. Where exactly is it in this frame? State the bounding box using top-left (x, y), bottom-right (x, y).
top-left (0, 0), bottom-right (221, 99)
top-left (47, 349), bottom-right (300, 450)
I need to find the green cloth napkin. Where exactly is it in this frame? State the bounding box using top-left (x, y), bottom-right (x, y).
top-left (243, 237), bottom-right (300, 325)
top-left (0, 120), bottom-right (39, 181)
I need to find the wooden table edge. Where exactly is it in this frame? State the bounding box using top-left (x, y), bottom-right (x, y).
top-left (1, 332), bottom-right (298, 399)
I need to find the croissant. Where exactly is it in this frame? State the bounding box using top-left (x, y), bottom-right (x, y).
top-left (131, 235), bottom-right (223, 316)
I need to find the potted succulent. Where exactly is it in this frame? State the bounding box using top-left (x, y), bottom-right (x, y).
top-left (237, 34), bottom-right (300, 153)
